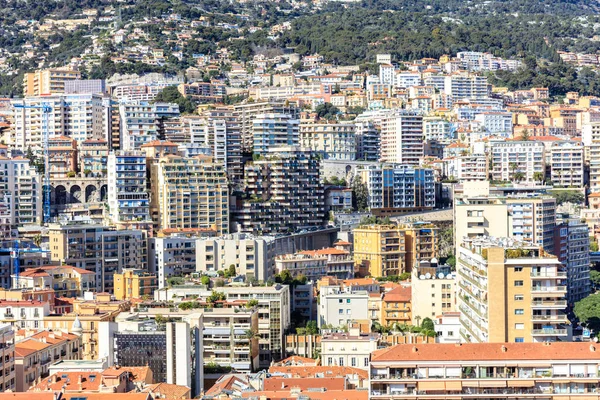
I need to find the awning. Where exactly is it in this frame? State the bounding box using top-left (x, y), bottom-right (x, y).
top-left (552, 380), bottom-right (571, 384)
top-left (517, 364), bottom-right (551, 368)
top-left (507, 380), bottom-right (535, 387)
top-left (462, 381), bottom-right (479, 387)
top-left (481, 381), bottom-right (507, 388)
top-left (445, 381), bottom-right (462, 390)
top-left (418, 381), bottom-right (446, 391)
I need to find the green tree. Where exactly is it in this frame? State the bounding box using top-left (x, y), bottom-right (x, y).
top-left (200, 275), bottom-right (210, 286)
top-left (550, 190), bottom-right (585, 205)
top-left (533, 171), bottom-right (545, 183)
top-left (590, 270), bottom-right (600, 286)
top-left (421, 317), bottom-right (435, 332)
top-left (351, 175), bottom-right (369, 211)
top-left (315, 102), bottom-right (339, 120)
top-left (154, 85), bottom-right (197, 114)
top-left (244, 329), bottom-right (260, 372)
top-left (591, 241), bottom-right (599, 252)
top-left (574, 293), bottom-right (600, 333)
top-left (207, 291), bottom-right (226, 306)
top-left (225, 264), bottom-right (237, 278)
top-left (306, 320), bottom-right (319, 335)
top-left (246, 299), bottom-right (259, 308)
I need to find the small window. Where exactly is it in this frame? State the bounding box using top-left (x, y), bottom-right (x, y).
top-left (514, 280), bottom-right (523, 287)
top-left (515, 337), bottom-right (524, 343)
top-left (514, 267), bottom-right (523, 272)
top-left (515, 323), bottom-right (524, 330)
top-left (514, 309), bottom-right (524, 315)
top-left (514, 295), bottom-right (524, 301)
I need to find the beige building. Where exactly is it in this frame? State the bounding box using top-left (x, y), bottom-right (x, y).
top-left (149, 155), bottom-right (229, 235)
top-left (401, 222), bottom-right (439, 272)
top-left (353, 224), bottom-right (407, 278)
top-left (453, 182), bottom-right (556, 252)
top-left (457, 237), bottom-right (569, 343)
top-left (23, 67), bottom-right (81, 96)
top-left (113, 269), bottom-right (158, 301)
top-left (411, 265), bottom-right (455, 323)
top-left (0, 324), bottom-right (15, 392)
top-left (299, 121), bottom-right (356, 160)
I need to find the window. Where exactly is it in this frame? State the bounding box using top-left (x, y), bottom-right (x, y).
top-left (339, 357), bottom-right (344, 366)
top-left (448, 331), bottom-right (454, 336)
top-left (514, 267), bottom-right (523, 272)
top-left (515, 337), bottom-right (524, 342)
top-left (364, 357), bottom-right (369, 367)
top-left (432, 293), bottom-right (435, 297)
top-left (514, 295), bottom-right (524, 301)
top-left (515, 323), bottom-right (524, 330)
top-left (347, 309), bottom-right (351, 315)
top-left (339, 299), bottom-right (343, 304)
top-left (347, 299), bottom-right (351, 304)
top-left (339, 309), bottom-right (343, 314)
top-left (514, 309), bottom-right (524, 315)
top-left (514, 280), bottom-right (523, 287)
top-left (351, 357), bottom-right (357, 367)
top-left (327, 357), bottom-right (333, 365)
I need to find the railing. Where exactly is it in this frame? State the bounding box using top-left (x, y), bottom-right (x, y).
top-left (531, 328), bottom-right (568, 335)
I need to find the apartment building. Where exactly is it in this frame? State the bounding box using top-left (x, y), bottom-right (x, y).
top-left (370, 342), bottom-right (600, 399)
top-left (422, 117), bottom-right (451, 141)
top-left (359, 164), bottom-right (435, 215)
top-left (457, 237), bottom-right (569, 343)
top-left (275, 253), bottom-right (327, 281)
top-left (354, 121), bottom-right (380, 161)
top-left (381, 286), bottom-right (412, 326)
top-left (149, 155), bottom-right (229, 236)
top-left (48, 136), bottom-right (78, 179)
top-left (550, 141), bottom-right (584, 187)
top-left (443, 74), bottom-right (490, 100)
top-left (353, 224), bottom-right (407, 277)
top-left (14, 330), bottom-right (82, 392)
top-left (234, 100), bottom-right (299, 153)
top-left (113, 269), bottom-right (158, 301)
top-left (380, 111), bottom-right (423, 166)
top-left (318, 287), bottom-right (369, 328)
top-left (473, 111), bottom-right (512, 135)
top-left (299, 121), bottom-right (356, 160)
top-left (0, 157), bottom-right (43, 228)
top-left (48, 221), bottom-right (148, 292)
top-left (456, 154), bottom-right (488, 181)
top-left (12, 94), bottom-right (108, 150)
top-left (411, 263), bottom-right (455, 322)
top-left (0, 300), bottom-right (51, 329)
top-left (118, 102), bottom-right (179, 150)
top-left (321, 329), bottom-right (379, 370)
top-left (583, 121), bottom-right (600, 192)
top-left (149, 236), bottom-right (198, 288)
top-left (234, 147), bottom-right (325, 235)
top-left (201, 307), bottom-right (259, 372)
top-left (107, 151), bottom-right (152, 228)
top-left (195, 107), bottom-right (244, 183)
top-left (195, 233), bottom-right (277, 282)
top-left (23, 68), bottom-right (81, 96)
top-left (0, 324), bottom-right (15, 392)
top-left (252, 113), bottom-right (299, 156)
top-left (14, 265), bottom-right (96, 298)
top-left (553, 217), bottom-right (591, 304)
top-left (78, 139), bottom-right (110, 177)
top-left (454, 182), bottom-right (557, 252)
top-left (491, 141), bottom-right (545, 182)
top-left (298, 247), bottom-right (355, 279)
top-left (402, 222), bottom-right (439, 272)
top-left (177, 81), bottom-right (226, 102)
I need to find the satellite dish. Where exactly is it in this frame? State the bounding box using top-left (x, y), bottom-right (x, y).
top-left (419, 275), bottom-right (425, 280)
top-left (425, 273), bottom-right (431, 279)
top-left (431, 257), bottom-right (438, 264)
top-left (438, 273), bottom-right (444, 279)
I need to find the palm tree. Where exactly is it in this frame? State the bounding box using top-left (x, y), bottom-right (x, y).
top-left (533, 171), bottom-right (544, 184)
top-left (509, 162), bottom-right (518, 182)
top-left (514, 171), bottom-right (525, 182)
top-left (244, 329), bottom-right (260, 372)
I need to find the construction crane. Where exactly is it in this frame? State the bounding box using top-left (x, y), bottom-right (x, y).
top-left (9, 240), bottom-right (50, 288)
top-left (13, 102), bottom-right (52, 223)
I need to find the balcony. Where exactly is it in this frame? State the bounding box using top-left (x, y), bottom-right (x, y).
top-left (531, 271), bottom-right (567, 278)
top-left (531, 328), bottom-right (568, 336)
top-left (531, 300), bottom-right (567, 308)
top-left (531, 286), bottom-right (567, 294)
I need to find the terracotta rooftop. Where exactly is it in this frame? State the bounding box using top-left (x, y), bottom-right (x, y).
top-left (30, 371), bottom-right (122, 392)
top-left (142, 383), bottom-right (190, 399)
top-left (61, 395), bottom-right (152, 400)
top-left (140, 140), bottom-right (178, 148)
top-left (342, 278), bottom-right (378, 287)
top-left (371, 342), bottom-right (600, 362)
top-left (300, 248), bottom-right (349, 256)
top-left (274, 356), bottom-right (318, 366)
top-left (264, 377), bottom-right (346, 391)
top-left (103, 366), bottom-right (152, 382)
top-left (268, 366), bottom-right (368, 380)
top-left (205, 375), bottom-right (250, 397)
top-left (383, 286), bottom-right (411, 302)
top-left (242, 390), bottom-right (368, 400)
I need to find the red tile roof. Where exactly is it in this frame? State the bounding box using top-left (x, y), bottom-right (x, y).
top-left (263, 377), bottom-right (346, 391)
top-left (383, 286), bottom-right (411, 302)
top-left (142, 383), bottom-right (190, 399)
top-left (242, 390), bottom-right (367, 400)
top-left (268, 366), bottom-right (368, 380)
top-left (371, 342), bottom-right (600, 362)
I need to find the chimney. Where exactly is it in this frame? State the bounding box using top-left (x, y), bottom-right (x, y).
top-left (412, 346), bottom-right (418, 353)
top-left (78, 374), bottom-right (82, 384)
top-left (591, 345), bottom-right (596, 352)
top-left (281, 381), bottom-right (285, 389)
top-left (52, 374), bottom-right (57, 384)
top-left (501, 345), bottom-right (507, 353)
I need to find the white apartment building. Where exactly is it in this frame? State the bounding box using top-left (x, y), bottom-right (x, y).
top-left (119, 102), bottom-right (179, 150)
top-left (491, 141), bottom-right (545, 182)
top-left (411, 270), bottom-right (455, 322)
top-left (107, 151), bottom-right (151, 227)
top-left (423, 117), bottom-right (451, 141)
top-left (252, 113), bottom-right (299, 156)
top-left (434, 312), bottom-right (461, 344)
top-left (550, 141), bottom-right (584, 187)
top-left (379, 64), bottom-right (395, 85)
top-left (299, 121), bottom-right (356, 160)
top-left (473, 111), bottom-right (512, 135)
top-left (11, 94), bottom-right (109, 150)
top-left (444, 75), bottom-right (490, 100)
top-left (380, 111), bottom-right (423, 166)
top-left (321, 329), bottom-right (379, 370)
top-left (554, 217), bottom-right (591, 304)
top-left (196, 233), bottom-right (276, 282)
top-left (150, 236), bottom-right (198, 288)
top-left (456, 154), bottom-right (488, 181)
top-left (0, 300), bottom-right (51, 330)
top-left (395, 72), bottom-right (421, 89)
top-left (0, 157), bottom-right (43, 228)
top-left (318, 287), bottom-right (369, 328)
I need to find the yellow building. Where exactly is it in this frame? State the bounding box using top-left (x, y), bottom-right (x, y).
top-left (353, 224), bottom-right (406, 277)
top-left (380, 286), bottom-right (412, 327)
top-left (23, 67), bottom-right (81, 96)
top-left (114, 269), bottom-right (158, 300)
top-left (457, 236), bottom-right (569, 343)
top-left (401, 222), bottom-right (439, 271)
